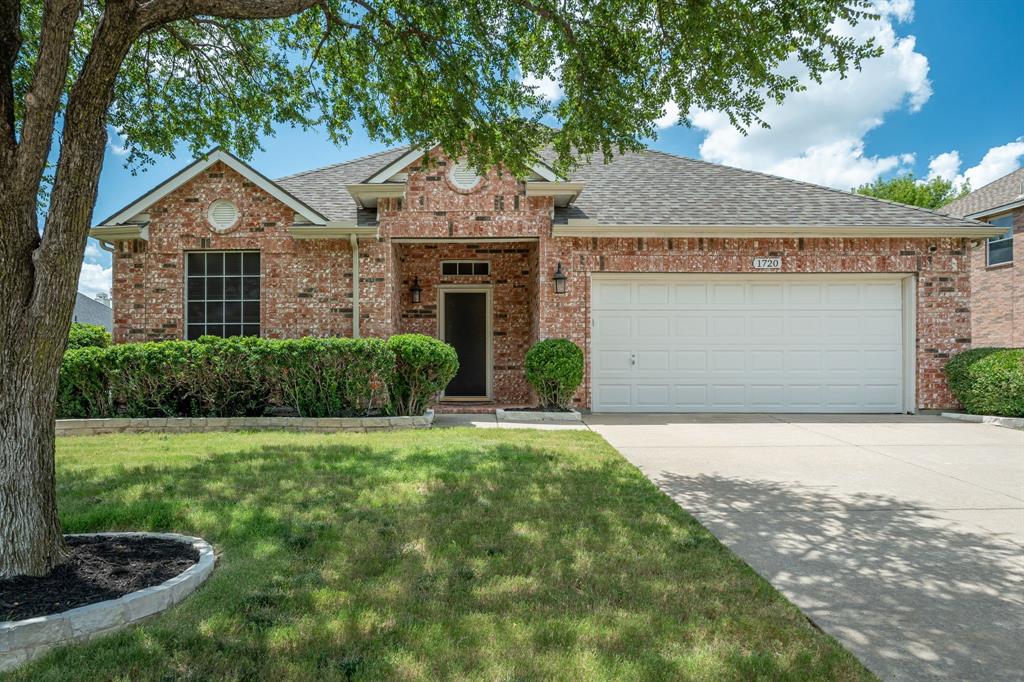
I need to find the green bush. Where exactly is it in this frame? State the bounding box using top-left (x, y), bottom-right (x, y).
top-left (387, 334), bottom-right (459, 415)
top-left (274, 337), bottom-right (394, 417)
top-left (525, 338), bottom-right (584, 410)
top-left (57, 336), bottom-right (407, 419)
top-left (67, 323), bottom-right (110, 350)
top-left (944, 348), bottom-right (1024, 417)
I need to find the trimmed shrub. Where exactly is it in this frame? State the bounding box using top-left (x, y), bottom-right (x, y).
top-left (57, 336), bottom-right (403, 419)
top-left (67, 323), bottom-right (110, 350)
top-left (525, 338), bottom-right (584, 410)
top-left (57, 346), bottom-right (113, 418)
top-left (387, 334), bottom-right (459, 416)
top-left (273, 337), bottom-right (394, 417)
top-left (944, 348), bottom-right (1024, 417)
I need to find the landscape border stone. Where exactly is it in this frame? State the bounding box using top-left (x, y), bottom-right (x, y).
top-left (941, 412), bottom-right (1024, 430)
top-left (55, 410), bottom-right (434, 436)
top-left (0, 532), bottom-right (215, 672)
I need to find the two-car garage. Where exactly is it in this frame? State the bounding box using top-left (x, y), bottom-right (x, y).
top-left (590, 274), bottom-right (915, 413)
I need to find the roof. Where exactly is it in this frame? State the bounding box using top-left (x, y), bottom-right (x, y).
top-left (279, 144), bottom-right (987, 232)
top-left (937, 168), bottom-right (1024, 219)
top-left (275, 147), bottom-right (411, 224)
top-left (99, 142), bottom-right (995, 235)
top-left (539, 148), bottom-right (987, 230)
top-left (72, 293), bottom-right (112, 331)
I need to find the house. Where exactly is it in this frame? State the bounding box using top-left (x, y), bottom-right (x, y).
top-left (72, 292), bottom-right (113, 331)
top-left (937, 168), bottom-right (1023, 347)
top-left (90, 145), bottom-right (1003, 413)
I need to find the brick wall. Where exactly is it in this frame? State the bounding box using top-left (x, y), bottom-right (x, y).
top-left (536, 236), bottom-right (972, 410)
top-left (969, 208), bottom-right (1023, 347)
top-left (112, 161), bottom-right (356, 342)
top-left (394, 242), bottom-right (538, 403)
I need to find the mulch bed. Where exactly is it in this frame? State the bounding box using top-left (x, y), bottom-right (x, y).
top-left (0, 536), bottom-right (199, 621)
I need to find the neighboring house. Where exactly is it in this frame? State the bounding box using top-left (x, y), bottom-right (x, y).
top-left (938, 168), bottom-right (1023, 347)
top-left (91, 146), bottom-right (1002, 413)
top-left (72, 292), bottom-right (113, 331)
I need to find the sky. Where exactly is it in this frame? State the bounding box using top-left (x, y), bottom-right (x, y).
top-left (79, 0), bottom-right (1024, 298)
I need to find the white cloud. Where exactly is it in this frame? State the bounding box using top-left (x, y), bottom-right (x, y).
top-left (927, 150), bottom-right (961, 181)
top-left (84, 242), bottom-right (106, 262)
top-left (655, 101), bottom-right (680, 129)
top-left (522, 72), bottom-right (563, 103)
top-left (927, 138), bottom-right (1024, 190)
top-left (78, 261), bottom-right (112, 299)
top-left (107, 125), bottom-right (128, 155)
top-left (688, 1), bottom-right (931, 189)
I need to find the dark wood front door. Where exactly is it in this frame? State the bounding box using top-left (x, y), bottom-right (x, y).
top-left (442, 291), bottom-right (488, 397)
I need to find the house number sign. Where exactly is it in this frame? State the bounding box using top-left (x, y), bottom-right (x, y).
top-left (752, 257), bottom-right (782, 269)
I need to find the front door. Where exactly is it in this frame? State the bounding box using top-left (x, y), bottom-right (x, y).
top-left (441, 290), bottom-right (489, 398)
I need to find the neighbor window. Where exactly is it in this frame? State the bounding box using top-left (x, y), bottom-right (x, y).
top-left (441, 260), bottom-right (489, 276)
top-left (986, 214), bottom-right (1014, 266)
top-left (186, 251), bottom-right (261, 339)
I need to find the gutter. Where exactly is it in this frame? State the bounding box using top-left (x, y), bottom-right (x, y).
top-left (550, 223), bottom-right (1009, 239)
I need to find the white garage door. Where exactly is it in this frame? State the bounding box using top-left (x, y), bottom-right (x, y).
top-left (591, 274), bottom-right (911, 413)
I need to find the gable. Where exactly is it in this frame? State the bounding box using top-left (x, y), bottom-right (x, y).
top-left (95, 149), bottom-right (328, 229)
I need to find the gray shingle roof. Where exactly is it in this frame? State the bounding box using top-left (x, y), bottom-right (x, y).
top-left (937, 168), bottom-right (1024, 219)
top-left (72, 293), bottom-right (112, 331)
top-left (276, 144), bottom-right (985, 230)
top-left (276, 147), bottom-right (409, 224)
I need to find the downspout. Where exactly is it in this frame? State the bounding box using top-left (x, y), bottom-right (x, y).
top-left (350, 233), bottom-right (360, 338)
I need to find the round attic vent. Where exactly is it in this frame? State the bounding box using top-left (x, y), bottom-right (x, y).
top-left (207, 199), bottom-right (239, 232)
top-left (448, 159), bottom-right (482, 190)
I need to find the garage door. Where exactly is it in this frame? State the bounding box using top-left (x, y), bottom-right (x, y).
top-left (591, 275), bottom-right (910, 413)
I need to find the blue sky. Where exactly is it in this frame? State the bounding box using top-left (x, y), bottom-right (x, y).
top-left (79, 0), bottom-right (1024, 297)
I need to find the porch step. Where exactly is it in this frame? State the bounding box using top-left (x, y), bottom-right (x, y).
top-left (433, 402), bottom-right (533, 414)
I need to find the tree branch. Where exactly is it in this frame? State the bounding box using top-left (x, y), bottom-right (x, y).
top-left (139, 0), bottom-right (321, 29)
top-left (13, 0), bottom-right (83, 198)
top-left (0, 0), bottom-right (20, 156)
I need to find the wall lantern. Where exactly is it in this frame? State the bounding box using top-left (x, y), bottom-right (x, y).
top-left (553, 262), bottom-right (567, 294)
top-left (410, 277), bottom-right (422, 304)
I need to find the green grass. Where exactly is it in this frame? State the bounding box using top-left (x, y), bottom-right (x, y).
top-left (10, 429), bottom-right (872, 681)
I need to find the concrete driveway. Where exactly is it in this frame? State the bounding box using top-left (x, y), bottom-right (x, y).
top-left (584, 414), bottom-right (1024, 682)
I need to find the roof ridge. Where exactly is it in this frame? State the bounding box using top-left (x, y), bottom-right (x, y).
top-left (275, 146), bottom-right (410, 181)
top-left (639, 148), bottom-right (984, 227)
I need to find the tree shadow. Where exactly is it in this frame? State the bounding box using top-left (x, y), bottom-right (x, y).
top-left (649, 470), bottom-right (1024, 682)
top-left (17, 432), bottom-right (872, 680)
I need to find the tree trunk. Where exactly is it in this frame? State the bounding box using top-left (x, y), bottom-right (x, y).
top-left (0, 204), bottom-right (72, 578)
top-left (0, 339), bottom-right (68, 578)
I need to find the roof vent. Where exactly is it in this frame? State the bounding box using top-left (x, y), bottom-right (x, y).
top-left (207, 199), bottom-right (239, 232)
top-left (448, 159), bottom-right (482, 190)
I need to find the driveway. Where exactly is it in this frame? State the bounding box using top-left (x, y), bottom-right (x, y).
top-left (584, 414), bottom-right (1024, 682)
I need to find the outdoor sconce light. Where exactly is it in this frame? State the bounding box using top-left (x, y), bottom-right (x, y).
top-left (553, 262), bottom-right (567, 294)
top-left (410, 277), bottom-right (422, 304)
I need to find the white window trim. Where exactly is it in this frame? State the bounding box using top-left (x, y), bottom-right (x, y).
top-left (986, 227), bottom-right (1014, 267)
top-left (184, 250), bottom-right (263, 339)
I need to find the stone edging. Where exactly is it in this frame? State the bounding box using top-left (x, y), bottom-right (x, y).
top-left (56, 410), bottom-right (434, 437)
top-left (0, 532), bottom-right (216, 672)
top-left (495, 408), bottom-right (582, 423)
top-left (941, 412), bottom-right (1024, 430)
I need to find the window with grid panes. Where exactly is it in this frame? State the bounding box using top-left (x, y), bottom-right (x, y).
top-left (186, 252), bottom-right (261, 339)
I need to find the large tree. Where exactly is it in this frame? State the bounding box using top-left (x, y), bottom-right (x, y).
top-left (855, 173), bottom-right (970, 210)
top-left (0, 0), bottom-right (881, 577)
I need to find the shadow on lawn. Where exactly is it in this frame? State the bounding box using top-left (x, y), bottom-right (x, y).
top-left (650, 471), bottom-right (1024, 682)
top-left (28, 437), bottom-right (870, 681)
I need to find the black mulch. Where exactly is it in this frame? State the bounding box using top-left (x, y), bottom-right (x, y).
top-left (503, 406), bottom-right (575, 412)
top-left (0, 535), bottom-right (199, 621)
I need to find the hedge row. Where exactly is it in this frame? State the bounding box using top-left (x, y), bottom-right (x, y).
top-left (67, 323), bottom-right (111, 350)
top-left (58, 334), bottom-right (457, 419)
top-left (944, 348), bottom-right (1024, 418)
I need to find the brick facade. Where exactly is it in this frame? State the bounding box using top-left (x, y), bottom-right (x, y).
top-left (969, 207), bottom-right (1023, 347)
top-left (110, 151), bottom-right (975, 411)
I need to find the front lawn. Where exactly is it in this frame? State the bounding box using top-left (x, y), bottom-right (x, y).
top-left (13, 429), bottom-right (871, 680)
